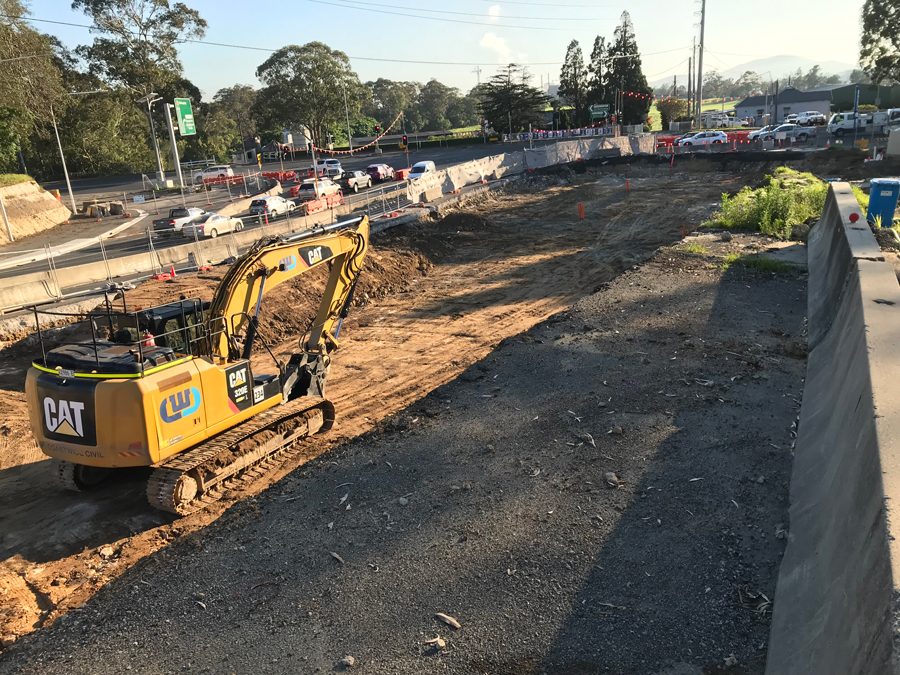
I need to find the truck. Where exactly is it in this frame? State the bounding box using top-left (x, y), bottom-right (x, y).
top-left (151, 207), bottom-right (207, 237)
top-left (827, 112), bottom-right (869, 137)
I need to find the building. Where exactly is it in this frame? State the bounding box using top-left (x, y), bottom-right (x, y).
top-left (735, 87), bottom-right (832, 125)
top-left (807, 83), bottom-right (900, 112)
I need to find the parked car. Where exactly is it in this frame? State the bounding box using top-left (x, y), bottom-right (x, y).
top-left (748, 125), bottom-right (778, 141)
top-left (796, 111), bottom-right (827, 126)
top-left (181, 212), bottom-right (243, 239)
top-left (313, 158), bottom-right (343, 178)
top-left (366, 164), bottom-right (396, 182)
top-left (671, 131), bottom-right (698, 144)
top-left (675, 131), bottom-right (727, 147)
top-left (785, 114), bottom-right (799, 124)
top-left (249, 195), bottom-right (296, 218)
top-left (295, 178), bottom-right (342, 199)
top-left (192, 165), bottom-right (234, 184)
top-left (407, 160), bottom-right (436, 180)
top-left (338, 170), bottom-right (372, 193)
top-left (761, 124), bottom-right (813, 142)
top-left (152, 207), bottom-right (206, 236)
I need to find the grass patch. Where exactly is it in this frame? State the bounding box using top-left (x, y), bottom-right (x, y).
top-left (0, 174), bottom-right (32, 188)
top-left (682, 241), bottom-right (708, 254)
top-left (722, 252), bottom-right (792, 273)
top-left (852, 185), bottom-right (869, 213)
top-left (702, 167), bottom-right (828, 240)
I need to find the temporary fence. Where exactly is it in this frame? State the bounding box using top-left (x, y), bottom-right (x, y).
top-left (502, 126), bottom-right (618, 143)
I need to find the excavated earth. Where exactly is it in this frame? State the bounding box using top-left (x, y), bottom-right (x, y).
top-left (0, 167), bottom-right (807, 673)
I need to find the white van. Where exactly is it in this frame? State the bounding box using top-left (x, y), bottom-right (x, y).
top-left (408, 161), bottom-right (436, 180)
top-left (827, 112), bottom-right (869, 137)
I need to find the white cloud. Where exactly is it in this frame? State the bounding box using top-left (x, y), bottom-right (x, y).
top-left (488, 5), bottom-right (500, 21)
top-left (480, 32), bottom-right (512, 63)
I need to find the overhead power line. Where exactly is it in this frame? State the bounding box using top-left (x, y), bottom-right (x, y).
top-left (332, 0), bottom-right (614, 21)
top-left (308, 0), bottom-right (572, 30)
top-left (8, 14), bottom-right (688, 68)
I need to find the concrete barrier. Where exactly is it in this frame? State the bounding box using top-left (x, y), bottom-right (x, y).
top-left (766, 183), bottom-right (900, 675)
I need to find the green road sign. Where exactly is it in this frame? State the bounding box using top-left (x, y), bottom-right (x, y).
top-left (174, 98), bottom-right (196, 136)
top-left (590, 104), bottom-right (610, 121)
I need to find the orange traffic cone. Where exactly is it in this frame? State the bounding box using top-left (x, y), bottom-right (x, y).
top-left (170, 265), bottom-right (177, 277)
top-left (826, 138), bottom-right (831, 148)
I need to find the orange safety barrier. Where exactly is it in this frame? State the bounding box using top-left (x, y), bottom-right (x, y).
top-left (261, 171), bottom-right (296, 182)
top-left (325, 191), bottom-right (344, 208)
top-left (303, 198), bottom-right (327, 216)
top-left (394, 168), bottom-right (410, 181)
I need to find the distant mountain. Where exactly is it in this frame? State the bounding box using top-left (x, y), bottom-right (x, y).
top-left (648, 54), bottom-right (859, 90)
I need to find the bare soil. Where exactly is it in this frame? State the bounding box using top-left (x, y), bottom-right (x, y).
top-left (0, 169), bottom-right (764, 651)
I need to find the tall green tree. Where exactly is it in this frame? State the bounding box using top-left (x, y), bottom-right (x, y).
top-left (605, 11), bottom-right (652, 125)
top-left (255, 42), bottom-right (367, 147)
top-left (446, 95), bottom-right (480, 128)
top-left (417, 79), bottom-right (456, 130)
top-left (558, 40), bottom-right (588, 126)
top-left (587, 36), bottom-right (607, 107)
top-left (213, 85), bottom-right (257, 140)
top-left (72, 0), bottom-right (207, 96)
top-left (365, 79), bottom-right (419, 130)
top-left (860, 0), bottom-right (900, 84)
top-left (479, 64), bottom-right (546, 134)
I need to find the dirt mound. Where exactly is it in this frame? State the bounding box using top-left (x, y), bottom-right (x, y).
top-left (438, 212), bottom-right (492, 231)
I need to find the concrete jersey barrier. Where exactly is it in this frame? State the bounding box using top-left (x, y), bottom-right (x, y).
top-left (766, 183), bottom-right (900, 675)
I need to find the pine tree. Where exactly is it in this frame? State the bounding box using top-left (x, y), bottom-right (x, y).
top-left (860, 0), bottom-right (900, 83)
top-left (558, 40), bottom-right (588, 126)
top-left (605, 11), bottom-right (652, 125)
top-left (479, 64), bottom-right (546, 134)
top-left (587, 36), bottom-right (607, 107)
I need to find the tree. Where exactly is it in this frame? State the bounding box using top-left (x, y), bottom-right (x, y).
top-left (656, 98), bottom-right (686, 128)
top-left (213, 85), bottom-right (257, 140)
top-left (479, 64), bottom-right (547, 134)
top-left (605, 12), bottom-right (652, 125)
top-left (861, 0), bottom-right (900, 84)
top-left (848, 68), bottom-right (873, 84)
top-left (417, 79), bottom-right (456, 130)
top-left (587, 36), bottom-right (607, 107)
top-left (72, 0), bottom-right (207, 96)
top-left (254, 42), bottom-right (367, 147)
top-left (558, 40), bottom-right (588, 126)
top-left (446, 96), bottom-right (480, 128)
top-left (366, 79), bottom-right (419, 130)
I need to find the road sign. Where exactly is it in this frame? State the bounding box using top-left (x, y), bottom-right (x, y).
top-left (133, 195), bottom-right (145, 203)
top-left (590, 104), bottom-right (610, 121)
top-left (173, 98), bottom-right (196, 136)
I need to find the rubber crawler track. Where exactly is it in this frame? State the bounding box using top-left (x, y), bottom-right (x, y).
top-left (147, 397), bottom-right (334, 515)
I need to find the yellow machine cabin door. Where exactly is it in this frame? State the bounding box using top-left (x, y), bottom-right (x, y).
top-left (150, 363), bottom-right (206, 454)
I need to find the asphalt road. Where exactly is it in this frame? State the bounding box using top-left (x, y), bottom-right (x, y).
top-left (41, 142), bottom-right (525, 200)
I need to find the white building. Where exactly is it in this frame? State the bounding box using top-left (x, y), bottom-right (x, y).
top-left (735, 87), bottom-right (833, 125)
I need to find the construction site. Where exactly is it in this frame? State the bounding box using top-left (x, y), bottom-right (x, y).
top-left (0, 152), bottom-right (896, 674)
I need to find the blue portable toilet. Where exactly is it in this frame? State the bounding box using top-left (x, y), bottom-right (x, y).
top-left (867, 178), bottom-right (900, 227)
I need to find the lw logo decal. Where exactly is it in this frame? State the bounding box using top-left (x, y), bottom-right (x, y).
top-left (160, 387), bottom-right (201, 423)
top-left (43, 398), bottom-right (85, 437)
top-left (280, 254), bottom-right (296, 271)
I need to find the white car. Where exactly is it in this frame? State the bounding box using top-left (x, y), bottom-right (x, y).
top-left (193, 165), bottom-right (234, 184)
top-left (748, 125), bottom-right (778, 141)
top-left (249, 195), bottom-right (296, 218)
top-left (296, 179), bottom-right (341, 199)
top-left (314, 158), bottom-right (343, 178)
top-left (181, 212), bottom-right (244, 238)
top-left (796, 111), bottom-right (827, 126)
top-left (408, 160), bottom-right (436, 180)
top-left (675, 131), bottom-right (727, 147)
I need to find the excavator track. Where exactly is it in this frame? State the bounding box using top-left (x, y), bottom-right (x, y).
top-left (147, 397), bottom-right (335, 515)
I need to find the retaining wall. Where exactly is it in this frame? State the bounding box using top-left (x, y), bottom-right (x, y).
top-left (0, 181), bottom-right (72, 244)
top-left (766, 183), bottom-right (900, 674)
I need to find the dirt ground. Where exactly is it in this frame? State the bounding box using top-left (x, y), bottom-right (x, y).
top-left (0, 166), bottom-right (785, 660)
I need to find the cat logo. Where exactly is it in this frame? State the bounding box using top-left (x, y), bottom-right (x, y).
top-left (43, 398), bottom-right (85, 437)
top-left (228, 368), bottom-right (247, 389)
top-left (279, 254), bottom-right (296, 272)
top-left (160, 387), bottom-right (201, 423)
top-left (305, 246), bottom-right (323, 265)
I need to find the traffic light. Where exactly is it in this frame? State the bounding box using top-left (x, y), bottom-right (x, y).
top-left (402, 135), bottom-right (407, 145)
top-left (374, 125), bottom-right (380, 134)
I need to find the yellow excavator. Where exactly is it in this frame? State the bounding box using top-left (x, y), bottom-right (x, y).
top-left (25, 216), bottom-right (369, 514)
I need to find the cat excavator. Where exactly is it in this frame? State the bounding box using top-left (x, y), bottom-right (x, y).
top-left (25, 216), bottom-right (369, 515)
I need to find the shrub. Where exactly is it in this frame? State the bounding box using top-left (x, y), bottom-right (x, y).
top-left (702, 168), bottom-right (828, 240)
top-left (722, 252), bottom-right (792, 273)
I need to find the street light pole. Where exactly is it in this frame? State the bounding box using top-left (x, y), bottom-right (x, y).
top-left (49, 104), bottom-right (77, 215)
top-left (341, 76), bottom-right (353, 152)
top-left (139, 93), bottom-right (165, 182)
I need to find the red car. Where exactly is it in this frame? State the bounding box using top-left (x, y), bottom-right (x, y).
top-left (366, 164), bottom-right (396, 182)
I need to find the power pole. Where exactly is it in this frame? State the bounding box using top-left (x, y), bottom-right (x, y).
top-left (696, 1), bottom-right (706, 130)
top-left (673, 75), bottom-right (677, 98)
top-left (687, 57), bottom-right (693, 117)
top-left (690, 37), bottom-right (696, 120)
top-left (472, 66), bottom-right (482, 85)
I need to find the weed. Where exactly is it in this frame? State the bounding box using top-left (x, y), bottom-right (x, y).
top-left (852, 185), bottom-right (870, 213)
top-left (702, 168), bottom-right (827, 240)
top-left (0, 174), bottom-right (31, 188)
top-left (722, 252), bottom-right (792, 273)
top-left (683, 241), bottom-right (708, 254)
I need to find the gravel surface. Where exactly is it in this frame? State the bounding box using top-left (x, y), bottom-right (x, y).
top-left (0, 242), bottom-right (807, 675)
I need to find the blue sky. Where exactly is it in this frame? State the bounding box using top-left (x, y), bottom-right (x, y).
top-left (34, 0), bottom-right (865, 100)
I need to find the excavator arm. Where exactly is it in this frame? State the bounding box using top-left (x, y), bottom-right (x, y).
top-left (206, 216), bottom-right (369, 399)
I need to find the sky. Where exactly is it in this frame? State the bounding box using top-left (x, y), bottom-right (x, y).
top-left (33, 0), bottom-right (866, 101)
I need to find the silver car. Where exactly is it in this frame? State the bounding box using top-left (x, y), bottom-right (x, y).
top-left (182, 212), bottom-right (244, 238)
